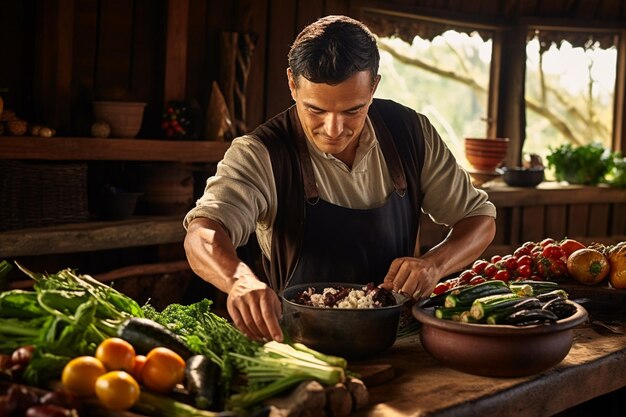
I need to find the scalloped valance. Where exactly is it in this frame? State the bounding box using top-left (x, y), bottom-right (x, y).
top-left (362, 10), bottom-right (618, 51)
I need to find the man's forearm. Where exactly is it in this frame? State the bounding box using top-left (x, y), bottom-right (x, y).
top-left (421, 215), bottom-right (496, 279)
top-left (184, 217), bottom-right (257, 294)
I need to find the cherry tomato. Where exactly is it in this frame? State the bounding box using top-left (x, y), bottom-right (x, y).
top-left (494, 269), bottom-right (511, 282)
top-left (458, 270), bottom-right (477, 283)
top-left (432, 282), bottom-right (449, 295)
top-left (540, 238), bottom-right (556, 247)
top-left (495, 260), bottom-right (507, 270)
top-left (141, 347), bottom-right (185, 393)
top-left (542, 244), bottom-right (565, 261)
top-left (483, 264), bottom-right (498, 278)
top-left (517, 264), bottom-right (532, 277)
top-left (469, 276), bottom-right (487, 285)
top-left (517, 255), bottom-right (532, 267)
top-left (529, 274), bottom-right (544, 281)
top-left (96, 338), bottom-right (136, 372)
top-left (95, 371), bottom-right (140, 411)
top-left (505, 256), bottom-right (518, 270)
top-left (491, 255), bottom-right (502, 263)
top-left (472, 260), bottom-right (489, 274)
top-left (514, 246), bottom-right (531, 257)
top-left (62, 356), bottom-right (106, 397)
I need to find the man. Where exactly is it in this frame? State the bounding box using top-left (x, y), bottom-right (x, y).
top-left (184, 15), bottom-right (496, 342)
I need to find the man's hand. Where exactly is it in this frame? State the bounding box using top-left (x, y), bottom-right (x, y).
top-left (380, 257), bottom-right (440, 300)
top-left (227, 276), bottom-right (284, 342)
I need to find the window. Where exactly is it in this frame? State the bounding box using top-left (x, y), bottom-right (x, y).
top-left (363, 12), bottom-right (496, 170)
top-left (524, 29), bottom-right (618, 165)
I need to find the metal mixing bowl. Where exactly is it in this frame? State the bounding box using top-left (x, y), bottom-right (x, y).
top-left (281, 282), bottom-right (402, 360)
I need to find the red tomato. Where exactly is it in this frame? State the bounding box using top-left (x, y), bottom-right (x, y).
top-left (522, 241), bottom-right (538, 250)
top-left (491, 255), bottom-right (502, 263)
top-left (432, 282), bottom-right (449, 295)
top-left (529, 274), bottom-right (544, 281)
top-left (494, 269), bottom-right (511, 282)
top-left (542, 244), bottom-right (565, 260)
top-left (559, 239), bottom-right (586, 259)
top-left (540, 238), bottom-right (556, 247)
top-left (517, 255), bottom-right (532, 267)
top-left (517, 264), bottom-right (532, 277)
top-left (514, 246), bottom-right (530, 257)
top-left (472, 260), bottom-right (489, 274)
top-left (458, 270), bottom-right (477, 283)
top-left (469, 276), bottom-right (487, 285)
top-left (495, 260), bottom-right (507, 270)
top-left (505, 256), bottom-right (518, 270)
top-left (483, 264), bottom-right (498, 278)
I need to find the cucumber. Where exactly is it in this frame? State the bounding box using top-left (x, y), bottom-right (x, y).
top-left (117, 317), bottom-right (192, 359)
top-left (512, 280), bottom-right (559, 295)
top-left (435, 306), bottom-right (468, 321)
top-left (469, 293), bottom-right (525, 321)
top-left (542, 298), bottom-right (577, 319)
top-left (186, 354), bottom-right (220, 410)
top-left (444, 280), bottom-right (511, 308)
top-left (485, 298), bottom-right (542, 324)
top-left (508, 283), bottom-right (534, 297)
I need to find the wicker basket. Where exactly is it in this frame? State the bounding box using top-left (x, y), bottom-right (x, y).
top-left (0, 161), bottom-right (90, 231)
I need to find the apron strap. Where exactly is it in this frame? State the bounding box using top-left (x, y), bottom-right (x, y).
top-left (368, 103), bottom-right (408, 197)
top-left (289, 107), bottom-right (320, 204)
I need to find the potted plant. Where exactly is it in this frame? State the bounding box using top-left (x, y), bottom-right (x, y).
top-left (546, 143), bottom-right (616, 185)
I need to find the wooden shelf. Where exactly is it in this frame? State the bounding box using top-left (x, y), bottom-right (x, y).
top-left (0, 136), bottom-right (231, 162)
top-left (0, 216), bottom-right (185, 257)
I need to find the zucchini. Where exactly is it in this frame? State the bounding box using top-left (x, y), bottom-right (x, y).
top-left (435, 306), bottom-right (468, 321)
top-left (117, 317), bottom-right (192, 359)
top-left (536, 289), bottom-right (569, 303)
top-left (512, 280), bottom-right (559, 295)
top-left (508, 283), bottom-right (534, 297)
top-left (542, 298), bottom-right (577, 319)
top-left (485, 298), bottom-right (542, 324)
top-left (444, 280), bottom-right (511, 308)
top-left (502, 308), bottom-right (559, 326)
top-left (469, 293), bottom-right (525, 321)
top-left (185, 354), bottom-right (220, 410)
top-left (422, 284), bottom-right (470, 308)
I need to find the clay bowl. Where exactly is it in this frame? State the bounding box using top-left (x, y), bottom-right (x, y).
top-left (412, 301), bottom-right (588, 377)
top-left (502, 167), bottom-right (544, 187)
top-left (465, 138), bottom-right (509, 172)
top-left (281, 282), bottom-right (402, 360)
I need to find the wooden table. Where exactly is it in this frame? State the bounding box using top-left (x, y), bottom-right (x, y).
top-left (352, 314), bottom-right (626, 417)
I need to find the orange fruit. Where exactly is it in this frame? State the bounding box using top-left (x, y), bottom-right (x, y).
top-left (566, 248), bottom-right (609, 285)
top-left (96, 337), bottom-right (136, 372)
top-left (141, 347), bottom-right (185, 393)
top-left (95, 371), bottom-right (140, 411)
top-left (62, 356), bottom-right (107, 397)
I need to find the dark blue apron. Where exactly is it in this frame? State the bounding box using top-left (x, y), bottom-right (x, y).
top-left (254, 99), bottom-right (424, 292)
top-left (286, 189), bottom-right (417, 287)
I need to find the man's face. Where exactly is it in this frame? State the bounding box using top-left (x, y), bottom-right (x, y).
top-left (288, 69), bottom-right (380, 165)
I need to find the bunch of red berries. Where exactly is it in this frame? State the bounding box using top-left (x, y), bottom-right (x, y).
top-left (161, 102), bottom-right (192, 139)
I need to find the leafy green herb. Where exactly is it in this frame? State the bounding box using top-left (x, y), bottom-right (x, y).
top-left (546, 143), bottom-right (616, 185)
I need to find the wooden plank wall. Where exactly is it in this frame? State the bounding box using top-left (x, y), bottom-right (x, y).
top-left (420, 187), bottom-right (626, 258)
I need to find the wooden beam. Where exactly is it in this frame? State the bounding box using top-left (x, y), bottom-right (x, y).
top-left (164, 0), bottom-right (189, 102)
top-left (0, 137), bottom-right (230, 162)
top-left (0, 216), bottom-right (185, 257)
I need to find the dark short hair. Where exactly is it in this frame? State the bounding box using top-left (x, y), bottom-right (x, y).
top-left (288, 15), bottom-right (379, 86)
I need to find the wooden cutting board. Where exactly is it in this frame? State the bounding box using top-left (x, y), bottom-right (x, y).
top-left (348, 363), bottom-right (395, 386)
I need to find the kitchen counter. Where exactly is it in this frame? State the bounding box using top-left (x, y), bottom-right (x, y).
top-left (352, 314), bottom-right (626, 417)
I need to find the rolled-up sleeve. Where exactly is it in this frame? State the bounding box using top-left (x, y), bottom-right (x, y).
top-left (183, 136), bottom-right (275, 248)
top-left (418, 114), bottom-right (497, 227)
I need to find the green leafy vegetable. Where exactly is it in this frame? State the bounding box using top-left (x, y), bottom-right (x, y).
top-left (546, 142), bottom-right (616, 185)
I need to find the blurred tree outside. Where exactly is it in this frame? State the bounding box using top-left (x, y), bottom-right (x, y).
top-left (374, 30), bottom-right (616, 175)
